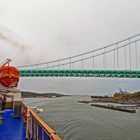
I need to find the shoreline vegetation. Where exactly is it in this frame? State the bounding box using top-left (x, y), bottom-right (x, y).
top-left (21, 91), bottom-right (68, 98)
top-left (107, 91), bottom-right (140, 105)
top-left (79, 91), bottom-right (140, 106)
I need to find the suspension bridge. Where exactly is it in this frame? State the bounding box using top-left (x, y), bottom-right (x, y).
top-left (18, 34), bottom-right (140, 78)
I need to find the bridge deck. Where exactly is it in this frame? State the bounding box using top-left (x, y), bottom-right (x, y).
top-left (19, 70), bottom-right (140, 78)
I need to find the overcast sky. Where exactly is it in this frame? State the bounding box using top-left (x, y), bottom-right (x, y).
top-left (0, 0), bottom-right (140, 94)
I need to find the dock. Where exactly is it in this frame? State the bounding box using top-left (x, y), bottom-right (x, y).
top-left (91, 103), bottom-right (137, 113)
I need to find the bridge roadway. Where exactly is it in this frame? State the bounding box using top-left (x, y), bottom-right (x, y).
top-left (19, 70), bottom-right (140, 78)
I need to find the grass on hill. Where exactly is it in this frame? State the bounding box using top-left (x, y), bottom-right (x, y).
top-left (21, 91), bottom-right (66, 98)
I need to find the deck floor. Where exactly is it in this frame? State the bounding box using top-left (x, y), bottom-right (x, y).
top-left (0, 109), bottom-right (26, 140)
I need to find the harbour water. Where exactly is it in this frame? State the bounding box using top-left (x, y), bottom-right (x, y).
top-left (25, 96), bottom-right (140, 140)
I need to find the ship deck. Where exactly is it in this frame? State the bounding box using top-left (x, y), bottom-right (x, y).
top-left (0, 109), bottom-right (26, 140)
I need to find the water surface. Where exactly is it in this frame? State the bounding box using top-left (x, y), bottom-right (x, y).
top-left (25, 96), bottom-right (140, 140)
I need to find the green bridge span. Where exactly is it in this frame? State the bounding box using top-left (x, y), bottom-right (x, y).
top-left (19, 70), bottom-right (140, 78)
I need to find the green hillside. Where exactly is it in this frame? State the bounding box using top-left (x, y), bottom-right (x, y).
top-left (21, 91), bottom-right (66, 98)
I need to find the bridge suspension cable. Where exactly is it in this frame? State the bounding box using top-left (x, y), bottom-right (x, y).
top-left (17, 34), bottom-right (140, 71)
top-left (135, 40), bottom-right (138, 69)
top-left (129, 38), bottom-right (131, 70)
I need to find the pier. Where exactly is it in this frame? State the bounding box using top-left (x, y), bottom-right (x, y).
top-left (91, 103), bottom-right (137, 113)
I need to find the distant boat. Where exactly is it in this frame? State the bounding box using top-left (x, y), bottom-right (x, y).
top-left (91, 95), bottom-right (109, 99)
top-left (91, 95), bottom-right (112, 101)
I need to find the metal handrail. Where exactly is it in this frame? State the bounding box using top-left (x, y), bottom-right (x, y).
top-left (21, 102), bottom-right (61, 140)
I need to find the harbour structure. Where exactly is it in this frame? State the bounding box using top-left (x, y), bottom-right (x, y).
top-left (91, 103), bottom-right (137, 113)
